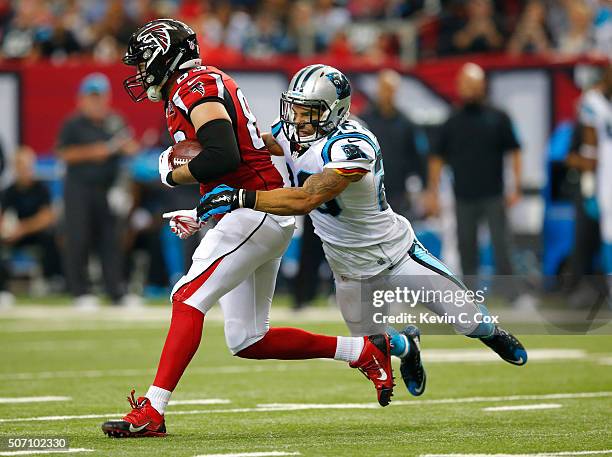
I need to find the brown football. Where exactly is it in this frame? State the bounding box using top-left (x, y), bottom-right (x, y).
top-left (169, 139), bottom-right (202, 169)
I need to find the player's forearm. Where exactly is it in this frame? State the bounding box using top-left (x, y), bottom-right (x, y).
top-left (566, 152), bottom-right (597, 171)
top-left (261, 132), bottom-right (284, 156)
top-left (427, 155), bottom-right (444, 193)
top-left (254, 188), bottom-right (322, 216)
top-left (169, 164), bottom-right (198, 185)
top-left (18, 207), bottom-right (55, 237)
top-left (59, 143), bottom-right (109, 164)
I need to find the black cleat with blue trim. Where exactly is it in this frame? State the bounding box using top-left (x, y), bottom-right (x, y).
top-left (397, 325), bottom-right (427, 396)
top-left (480, 326), bottom-right (528, 366)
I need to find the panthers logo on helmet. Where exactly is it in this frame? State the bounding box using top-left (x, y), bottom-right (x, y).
top-left (326, 72), bottom-right (351, 99)
top-left (137, 22), bottom-right (175, 54)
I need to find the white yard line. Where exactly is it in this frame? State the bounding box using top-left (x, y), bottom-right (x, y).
top-left (0, 392), bottom-right (608, 423)
top-left (0, 340), bottom-right (142, 352)
top-left (597, 357), bottom-right (612, 365)
top-left (0, 347), bottom-right (597, 381)
top-left (0, 397), bottom-right (71, 404)
top-left (420, 450), bottom-right (612, 457)
top-left (482, 403), bottom-right (563, 412)
top-left (258, 391), bottom-right (612, 409)
top-left (421, 349), bottom-right (586, 363)
top-left (0, 364), bottom-right (306, 381)
top-left (193, 452), bottom-right (300, 457)
top-left (0, 449), bottom-right (94, 457)
top-left (169, 399), bottom-right (231, 406)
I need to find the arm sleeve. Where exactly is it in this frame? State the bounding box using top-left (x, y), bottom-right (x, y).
top-left (500, 111), bottom-right (521, 153)
top-left (322, 137), bottom-right (376, 177)
top-left (187, 119), bottom-right (240, 183)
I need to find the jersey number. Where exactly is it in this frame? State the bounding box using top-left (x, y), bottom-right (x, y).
top-left (295, 170), bottom-right (342, 217)
top-left (236, 88), bottom-right (265, 149)
top-left (374, 151), bottom-right (389, 211)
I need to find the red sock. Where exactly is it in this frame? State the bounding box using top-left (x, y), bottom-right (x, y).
top-left (152, 301), bottom-right (204, 391)
top-left (236, 327), bottom-right (336, 359)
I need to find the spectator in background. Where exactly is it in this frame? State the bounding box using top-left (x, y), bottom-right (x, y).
top-left (91, 0), bottom-right (139, 63)
top-left (284, 0), bottom-right (317, 57)
top-left (242, 12), bottom-right (285, 58)
top-left (200, 1), bottom-right (252, 51)
top-left (0, 139), bottom-right (7, 309)
top-left (0, 146), bottom-right (62, 304)
top-left (1, 0), bottom-right (38, 59)
top-left (38, 13), bottom-right (81, 60)
top-left (592, 0), bottom-right (612, 57)
top-left (124, 146), bottom-right (171, 298)
top-left (507, 0), bottom-right (552, 55)
top-left (557, 1), bottom-right (594, 55)
top-left (56, 73), bottom-right (139, 310)
top-left (361, 69), bottom-right (420, 217)
top-left (313, 0), bottom-right (350, 49)
top-left (425, 63), bottom-right (522, 294)
top-left (0, 140), bottom-right (4, 179)
top-left (452, 0), bottom-right (504, 54)
top-left (565, 119), bottom-right (601, 306)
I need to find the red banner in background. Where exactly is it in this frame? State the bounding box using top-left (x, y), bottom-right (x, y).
top-left (0, 54), bottom-right (605, 154)
top-left (10, 61), bottom-right (162, 154)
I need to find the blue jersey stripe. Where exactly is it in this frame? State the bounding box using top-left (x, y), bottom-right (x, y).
top-left (271, 121), bottom-right (282, 137)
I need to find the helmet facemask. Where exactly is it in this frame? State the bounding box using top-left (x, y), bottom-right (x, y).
top-left (280, 93), bottom-right (335, 146)
top-left (123, 47), bottom-right (185, 103)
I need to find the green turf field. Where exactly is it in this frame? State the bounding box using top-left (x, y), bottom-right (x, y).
top-left (0, 301), bottom-right (610, 457)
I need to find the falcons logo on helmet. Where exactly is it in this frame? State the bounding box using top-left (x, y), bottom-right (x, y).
top-left (137, 22), bottom-right (175, 54)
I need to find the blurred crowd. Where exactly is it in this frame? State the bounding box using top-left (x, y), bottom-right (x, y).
top-left (0, 0), bottom-right (611, 64)
top-left (1, 62), bottom-right (610, 309)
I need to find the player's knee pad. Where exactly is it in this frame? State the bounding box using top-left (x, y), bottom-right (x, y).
top-left (224, 318), bottom-right (266, 355)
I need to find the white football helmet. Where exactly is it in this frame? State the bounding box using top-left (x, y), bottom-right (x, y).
top-left (281, 64), bottom-right (352, 145)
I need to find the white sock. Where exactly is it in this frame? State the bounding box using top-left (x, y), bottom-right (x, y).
top-left (334, 336), bottom-right (365, 363)
top-left (145, 385), bottom-right (172, 415)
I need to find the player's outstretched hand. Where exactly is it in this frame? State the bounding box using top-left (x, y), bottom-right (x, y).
top-left (163, 209), bottom-right (203, 239)
top-left (197, 184), bottom-right (241, 222)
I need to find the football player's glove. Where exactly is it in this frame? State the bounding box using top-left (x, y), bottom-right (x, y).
top-left (158, 146), bottom-right (173, 187)
top-left (197, 185), bottom-right (241, 222)
top-left (163, 209), bottom-right (203, 239)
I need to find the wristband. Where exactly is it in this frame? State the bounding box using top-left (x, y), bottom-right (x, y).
top-left (166, 171), bottom-right (178, 187)
top-left (238, 189), bottom-right (257, 209)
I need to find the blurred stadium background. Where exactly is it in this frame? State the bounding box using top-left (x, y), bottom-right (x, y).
top-left (0, 1), bottom-right (611, 456)
top-left (0, 0), bottom-right (611, 309)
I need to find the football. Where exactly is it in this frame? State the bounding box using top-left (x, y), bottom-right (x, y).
top-left (169, 139), bottom-right (202, 169)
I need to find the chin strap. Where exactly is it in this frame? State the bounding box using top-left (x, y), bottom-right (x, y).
top-left (146, 50), bottom-right (187, 102)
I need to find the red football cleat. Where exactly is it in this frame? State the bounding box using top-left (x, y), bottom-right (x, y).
top-left (101, 390), bottom-right (167, 438)
top-left (350, 334), bottom-right (395, 406)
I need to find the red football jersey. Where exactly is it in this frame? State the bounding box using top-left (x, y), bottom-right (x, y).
top-left (165, 65), bottom-right (283, 195)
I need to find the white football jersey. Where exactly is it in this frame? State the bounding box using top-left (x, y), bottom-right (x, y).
top-left (272, 118), bottom-right (414, 278)
top-left (580, 89), bottom-right (612, 214)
